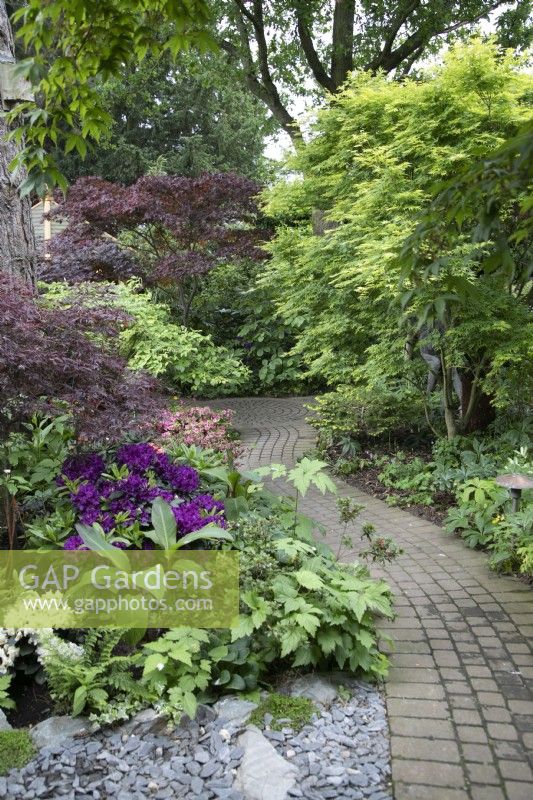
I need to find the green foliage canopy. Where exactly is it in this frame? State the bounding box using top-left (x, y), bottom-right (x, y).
top-left (217, 0), bottom-right (532, 138)
top-left (52, 48), bottom-right (274, 184)
top-left (7, 0), bottom-right (212, 195)
top-left (263, 39), bottom-right (533, 435)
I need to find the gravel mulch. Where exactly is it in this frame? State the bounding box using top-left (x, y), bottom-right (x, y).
top-left (0, 677), bottom-right (391, 800)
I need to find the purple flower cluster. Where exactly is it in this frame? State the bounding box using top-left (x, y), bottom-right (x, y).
top-left (60, 453), bottom-right (105, 483)
top-left (172, 495), bottom-right (226, 534)
top-left (117, 443), bottom-right (200, 493)
top-left (60, 443), bottom-right (223, 550)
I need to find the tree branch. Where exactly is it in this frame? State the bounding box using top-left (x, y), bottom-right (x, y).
top-left (368, 1), bottom-right (503, 74)
top-left (295, 10), bottom-right (335, 93)
top-left (226, 0), bottom-right (300, 140)
top-left (382, 1), bottom-right (421, 56)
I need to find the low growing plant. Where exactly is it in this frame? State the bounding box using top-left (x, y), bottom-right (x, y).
top-left (156, 406), bottom-right (242, 462)
top-left (231, 514), bottom-right (393, 677)
top-left (378, 454), bottom-right (434, 506)
top-left (0, 730), bottom-right (35, 776)
top-left (43, 629), bottom-right (152, 722)
top-left (249, 693), bottom-right (316, 731)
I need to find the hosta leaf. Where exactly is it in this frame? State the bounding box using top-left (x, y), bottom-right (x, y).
top-left (148, 497), bottom-right (177, 549)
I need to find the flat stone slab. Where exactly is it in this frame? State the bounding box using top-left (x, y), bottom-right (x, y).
top-left (214, 697), bottom-right (258, 726)
top-left (235, 727), bottom-right (297, 800)
top-left (289, 673), bottom-right (338, 706)
top-left (30, 715), bottom-right (90, 748)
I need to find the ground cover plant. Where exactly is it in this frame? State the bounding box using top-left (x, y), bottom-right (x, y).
top-left (0, 730), bottom-right (35, 776)
top-left (249, 693), bottom-right (316, 731)
top-left (314, 411), bottom-right (533, 576)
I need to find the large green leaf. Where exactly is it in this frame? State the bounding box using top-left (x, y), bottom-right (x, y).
top-left (178, 524), bottom-right (233, 548)
top-left (76, 523), bottom-right (114, 551)
top-left (72, 685), bottom-right (87, 716)
top-left (148, 497), bottom-right (177, 549)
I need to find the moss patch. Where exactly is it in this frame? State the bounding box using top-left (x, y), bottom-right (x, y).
top-left (0, 730), bottom-right (36, 776)
top-left (250, 693), bottom-right (316, 731)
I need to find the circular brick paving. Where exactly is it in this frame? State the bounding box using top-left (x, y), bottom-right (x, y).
top-left (205, 395), bottom-right (533, 800)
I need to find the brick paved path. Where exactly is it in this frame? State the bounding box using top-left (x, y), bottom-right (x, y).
top-left (207, 396), bottom-right (533, 800)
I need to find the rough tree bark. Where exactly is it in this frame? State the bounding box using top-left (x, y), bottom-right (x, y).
top-left (0, 0), bottom-right (36, 284)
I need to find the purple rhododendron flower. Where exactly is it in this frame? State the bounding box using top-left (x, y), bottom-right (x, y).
top-left (172, 502), bottom-right (205, 534)
top-left (79, 508), bottom-right (101, 526)
top-left (100, 513), bottom-right (116, 533)
top-left (166, 465), bottom-right (200, 493)
top-left (173, 495), bottom-right (226, 534)
top-left (63, 535), bottom-right (89, 551)
top-left (146, 486), bottom-right (174, 504)
top-left (195, 494), bottom-right (225, 513)
top-left (60, 453), bottom-right (105, 483)
top-left (116, 443), bottom-right (159, 472)
top-left (71, 482), bottom-right (100, 514)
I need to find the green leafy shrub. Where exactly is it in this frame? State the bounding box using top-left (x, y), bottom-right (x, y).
top-left (263, 41), bottom-right (532, 435)
top-left (0, 730), bottom-right (35, 776)
top-left (41, 281), bottom-right (250, 397)
top-left (431, 427), bottom-right (532, 491)
top-left (191, 260), bottom-right (306, 393)
top-left (309, 385), bottom-right (426, 444)
top-left (1, 414), bottom-right (75, 547)
top-left (139, 509), bottom-right (393, 719)
top-left (490, 507), bottom-right (533, 573)
top-left (142, 629), bottom-right (261, 720)
top-left (378, 454), bottom-right (434, 506)
top-left (445, 478), bottom-right (508, 549)
top-left (445, 473), bottom-right (533, 573)
top-left (1, 414), bottom-right (74, 507)
top-left (231, 514), bottom-right (392, 677)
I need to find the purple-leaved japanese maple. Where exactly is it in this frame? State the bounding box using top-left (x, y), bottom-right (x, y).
top-left (42, 172), bottom-right (268, 324)
top-left (0, 273), bottom-right (165, 441)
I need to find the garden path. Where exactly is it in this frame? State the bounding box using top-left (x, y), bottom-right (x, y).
top-left (206, 396), bottom-right (533, 800)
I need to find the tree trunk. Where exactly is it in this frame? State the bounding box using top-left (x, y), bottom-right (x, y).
top-left (460, 372), bottom-right (496, 433)
top-left (0, 0), bottom-right (36, 284)
top-left (331, 0), bottom-right (355, 89)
